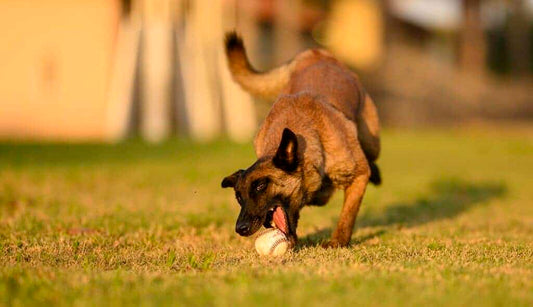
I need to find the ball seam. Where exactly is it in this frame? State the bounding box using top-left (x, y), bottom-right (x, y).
top-left (268, 234), bottom-right (287, 255)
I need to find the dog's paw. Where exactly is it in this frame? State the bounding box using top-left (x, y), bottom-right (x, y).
top-left (321, 240), bottom-right (342, 249)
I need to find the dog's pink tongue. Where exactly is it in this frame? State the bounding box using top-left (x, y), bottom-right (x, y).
top-left (273, 207), bottom-right (288, 235)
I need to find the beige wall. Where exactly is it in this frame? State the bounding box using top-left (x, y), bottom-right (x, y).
top-left (0, 0), bottom-right (120, 140)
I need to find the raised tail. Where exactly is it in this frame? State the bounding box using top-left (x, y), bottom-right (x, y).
top-left (224, 31), bottom-right (296, 100)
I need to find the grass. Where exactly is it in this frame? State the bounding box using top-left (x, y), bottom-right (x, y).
top-left (0, 128), bottom-right (532, 306)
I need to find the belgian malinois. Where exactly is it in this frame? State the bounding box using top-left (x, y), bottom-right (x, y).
top-left (221, 32), bottom-right (381, 248)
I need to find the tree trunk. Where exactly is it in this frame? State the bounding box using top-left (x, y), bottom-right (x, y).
top-left (458, 0), bottom-right (486, 74)
top-left (507, 0), bottom-right (530, 75)
top-left (274, 0), bottom-right (302, 65)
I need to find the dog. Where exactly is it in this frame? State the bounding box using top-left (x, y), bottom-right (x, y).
top-left (221, 32), bottom-right (381, 248)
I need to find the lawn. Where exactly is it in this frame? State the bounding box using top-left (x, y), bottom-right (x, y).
top-left (0, 128), bottom-right (532, 306)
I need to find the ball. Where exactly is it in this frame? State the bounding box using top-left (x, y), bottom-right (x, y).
top-left (254, 228), bottom-right (289, 256)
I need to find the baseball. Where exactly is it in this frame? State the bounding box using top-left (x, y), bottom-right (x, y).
top-left (254, 228), bottom-right (289, 256)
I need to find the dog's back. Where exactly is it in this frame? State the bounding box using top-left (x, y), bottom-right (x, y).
top-left (285, 58), bottom-right (362, 122)
top-left (224, 32), bottom-right (380, 183)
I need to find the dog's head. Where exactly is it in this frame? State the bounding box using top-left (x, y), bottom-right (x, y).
top-left (221, 128), bottom-right (302, 236)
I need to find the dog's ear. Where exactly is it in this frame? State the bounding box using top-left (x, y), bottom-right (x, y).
top-left (273, 128), bottom-right (298, 172)
top-left (221, 169), bottom-right (244, 188)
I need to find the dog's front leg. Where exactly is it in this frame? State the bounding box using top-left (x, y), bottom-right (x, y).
top-left (324, 174), bottom-right (369, 247)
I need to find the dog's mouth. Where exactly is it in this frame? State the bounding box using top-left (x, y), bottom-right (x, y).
top-left (264, 206), bottom-right (289, 235)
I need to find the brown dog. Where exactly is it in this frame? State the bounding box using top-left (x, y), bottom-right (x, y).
top-left (221, 32), bottom-right (381, 248)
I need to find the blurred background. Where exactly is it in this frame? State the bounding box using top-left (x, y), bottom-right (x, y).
top-left (0, 0), bottom-right (532, 142)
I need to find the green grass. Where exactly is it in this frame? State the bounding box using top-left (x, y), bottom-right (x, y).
top-left (0, 128), bottom-right (532, 306)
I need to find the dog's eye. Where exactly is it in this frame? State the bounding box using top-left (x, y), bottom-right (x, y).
top-left (250, 178), bottom-right (270, 198)
top-left (255, 182), bottom-right (267, 192)
top-left (252, 179), bottom-right (269, 193)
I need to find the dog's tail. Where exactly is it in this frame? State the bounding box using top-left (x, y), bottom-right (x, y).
top-left (224, 31), bottom-right (297, 100)
top-left (369, 161), bottom-right (382, 186)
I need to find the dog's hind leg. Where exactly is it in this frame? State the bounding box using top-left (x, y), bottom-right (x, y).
top-left (356, 94), bottom-right (380, 162)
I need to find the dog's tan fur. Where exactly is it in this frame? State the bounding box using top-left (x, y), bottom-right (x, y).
top-left (222, 32), bottom-right (381, 247)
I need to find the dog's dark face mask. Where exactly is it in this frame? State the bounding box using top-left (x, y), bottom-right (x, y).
top-left (221, 128), bottom-right (301, 237)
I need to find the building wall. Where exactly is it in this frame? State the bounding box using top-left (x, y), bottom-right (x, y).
top-left (0, 0), bottom-right (120, 140)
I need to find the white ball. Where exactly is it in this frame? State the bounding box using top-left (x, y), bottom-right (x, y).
top-left (254, 228), bottom-right (290, 256)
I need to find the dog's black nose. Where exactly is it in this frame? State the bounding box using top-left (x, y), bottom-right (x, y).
top-left (236, 223), bottom-right (251, 236)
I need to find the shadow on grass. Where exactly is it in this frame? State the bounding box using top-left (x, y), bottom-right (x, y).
top-left (299, 178), bottom-right (507, 247)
